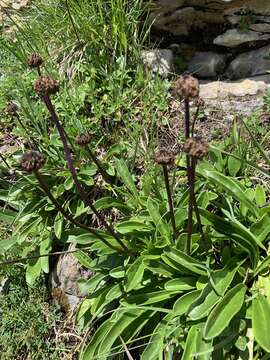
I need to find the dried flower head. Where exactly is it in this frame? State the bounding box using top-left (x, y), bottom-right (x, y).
top-left (27, 53), bottom-right (44, 68)
top-left (6, 102), bottom-right (19, 117)
top-left (195, 97), bottom-right (205, 108)
top-left (183, 138), bottom-right (208, 159)
top-left (154, 148), bottom-right (175, 165)
top-left (20, 151), bottom-right (45, 172)
top-left (34, 75), bottom-right (59, 96)
top-left (75, 132), bottom-right (91, 146)
top-left (172, 75), bottom-right (199, 100)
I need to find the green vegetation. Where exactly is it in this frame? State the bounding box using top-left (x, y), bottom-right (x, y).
top-left (0, 265), bottom-right (67, 359)
top-left (1, 0), bottom-right (270, 359)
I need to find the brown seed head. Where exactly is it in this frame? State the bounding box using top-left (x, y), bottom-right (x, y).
top-left (20, 151), bottom-right (45, 173)
top-left (183, 138), bottom-right (209, 159)
top-left (195, 97), bottom-right (205, 108)
top-left (154, 148), bottom-right (175, 165)
top-left (6, 102), bottom-right (19, 117)
top-left (75, 132), bottom-right (91, 146)
top-left (172, 75), bottom-right (199, 100)
top-left (27, 53), bottom-right (44, 68)
top-left (34, 75), bottom-right (59, 96)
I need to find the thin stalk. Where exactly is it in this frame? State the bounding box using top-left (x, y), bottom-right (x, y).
top-left (85, 147), bottom-right (116, 185)
top-left (185, 97), bottom-right (192, 255)
top-left (0, 153), bottom-right (10, 169)
top-left (35, 170), bottom-right (123, 253)
top-left (189, 157), bottom-right (206, 249)
top-left (191, 105), bottom-right (200, 136)
top-left (0, 246), bottom-right (92, 266)
top-left (184, 99), bottom-right (190, 140)
top-left (162, 164), bottom-right (177, 241)
top-left (42, 94), bottom-right (128, 253)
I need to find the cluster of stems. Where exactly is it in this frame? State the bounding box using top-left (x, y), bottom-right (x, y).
top-left (184, 98), bottom-right (205, 255)
top-left (31, 65), bottom-right (129, 254)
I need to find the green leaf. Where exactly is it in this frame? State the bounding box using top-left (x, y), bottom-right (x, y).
top-left (94, 197), bottom-right (130, 213)
top-left (200, 209), bottom-right (260, 266)
top-left (147, 197), bottom-right (171, 240)
top-left (199, 169), bottom-right (259, 217)
top-left (0, 208), bottom-right (17, 224)
top-left (228, 155), bottom-right (241, 177)
top-left (254, 255), bottom-right (270, 277)
top-left (40, 237), bottom-right (52, 273)
top-left (115, 220), bottom-right (151, 234)
top-left (255, 185), bottom-right (266, 206)
top-left (96, 309), bottom-right (145, 358)
top-left (182, 325), bottom-right (200, 360)
top-left (115, 159), bottom-right (138, 198)
top-left (26, 258), bottom-right (42, 285)
top-left (162, 247), bottom-right (207, 276)
top-left (81, 319), bottom-right (113, 359)
top-left (54, 212), bottom-right (64, 239)
top-left (125, 257), bottom-right (145, 292)
top-left (73, 251), bottom-right (92, 269)
top-left (188, 263), bottom-right (239, 320)
top-left (173, 290), bottom-right (202, 316)
top-left (164, 277), bottom-right (196, 291)
top-left (141, 313), bottom-right (174, 360)
top-left (0, 236), bottom-right (18, 253)
top-left (253, 294), bottom-right (270, 352)
top-left (204, 283), bottom-right (246, 340)
top-left (121, 290), bottom-right (178, 306)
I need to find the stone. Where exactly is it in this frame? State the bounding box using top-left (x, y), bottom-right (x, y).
top-left (50, 247), bottom-right (94, 312)
top-left (141, 49), bottom-right (173, 77)
top-left (199, 75), bottom-right (270, 100)
top-left (152, 0), bottom-right (270, 37)
top-left (250, 23), bottom-right (270, 33)
top-left (227, 45), bottom-right (270, 79)
top-left (213, 29), bottom-right (270, 47)
top-left (188, 52), bottom-right (227, 78)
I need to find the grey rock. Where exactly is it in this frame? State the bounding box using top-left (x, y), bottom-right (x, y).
top-left (50, 247), bottom-right (94, 312)
top-left (250, 23), bottom-right (270, 33)
top-left (152, 0), bottom-right (270, 36)
top-left (213, 29), bottom-right (270, 48)
top-left (227, 45), bottom-right (270, 79)
top-left (199, 75), bottom-right (270, 100)
top-left (141, 49), bottom-right (174, 77)
top-left (188, 52), bottom-right (227, 78)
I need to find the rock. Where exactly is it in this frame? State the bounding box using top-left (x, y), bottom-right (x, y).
top-left (141, 49), bottom-right (173, 77)
top-left (199, 75), bottom-right (270, 100)
top-left (188, 52), bottom-right (227, 78)
top-left (213, 29), bottom-right (270, 47)
top-left (227, 45), bottom-right (270, 79)
top-left (50, 247), bottom-right (94, 312)
top-left (250, 23), bottom-right (270, 33)
top-left (152, 0), bottom-right (270, 38)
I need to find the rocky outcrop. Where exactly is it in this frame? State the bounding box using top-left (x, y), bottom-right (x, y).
top-left (152, 0), bottom-right (270, 37)
top-left (151, 0), bottom-right (270, 79)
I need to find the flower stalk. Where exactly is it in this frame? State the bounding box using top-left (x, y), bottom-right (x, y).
top-left (37, 87), bottom-right (128, 253)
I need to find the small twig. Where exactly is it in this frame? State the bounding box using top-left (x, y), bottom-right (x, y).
top-left (0, 153), bottom-right (10, 169)
top-left (42, 94), bottom-right (129, 253)
top-left (35, 170), bottom-right (123, 253)
top-left (162, 164), bottom-right (177, 241)
top-left (0, 247), bottom-right (91, 266)
top-left (85, 147), bottom-right (117, 185)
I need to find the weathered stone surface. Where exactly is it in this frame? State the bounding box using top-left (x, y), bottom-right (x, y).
top-left (188, 52), bottom-right (227, 78)
top-left (227, 45), bottom-right (270, 79)
top-left (50, 248), bottom-right (94, 312)
top-left (141, 49), bottom-right (173, 77)
top-left (199, 75), bottom-right (270, 100)
top-left (152, 0), bottom-right (270, 37)
top-left (250, 24), bottom-right (270, 33)
top-left (213, 29), bottom-right (270, 47)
